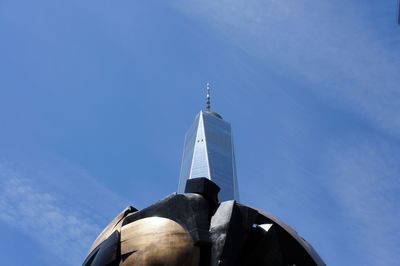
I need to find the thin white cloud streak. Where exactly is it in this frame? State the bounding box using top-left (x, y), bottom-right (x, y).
top-left (0, 162), bottom-right (123, 265)
top-left (321, 138), bottom-right (400, 265)
top-left (169, 1), bottom-right (400, 265)
top-left (171, 0), bottom-right (400, 136)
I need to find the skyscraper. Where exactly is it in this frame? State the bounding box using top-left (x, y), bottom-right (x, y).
top-left (84, 84), bottom-right (325, 266)
top-left (178, 85), bottom-right (239, 201)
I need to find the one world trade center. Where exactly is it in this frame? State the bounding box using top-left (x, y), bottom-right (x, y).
top-left (178, 84), bottom-right (239, 201)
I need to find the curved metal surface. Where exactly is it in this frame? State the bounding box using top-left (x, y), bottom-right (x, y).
top-left (120, 217), bottom-right (200, 266)
top-left (87, 206), bottom-right (136, 255)
top-left (253, 206), bottom-right (326, 266)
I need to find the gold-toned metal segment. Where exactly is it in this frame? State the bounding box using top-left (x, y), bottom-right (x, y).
top-left (120, 217), bottom-right (199, 266)
top-left (88, 206), bottom-right (135, 255)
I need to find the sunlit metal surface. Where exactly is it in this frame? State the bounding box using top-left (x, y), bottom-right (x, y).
top-left (87, 206), bottom-right (136, 256)
top-left (120, 217), bottom-right (200, 266)
top-left (83, 182), bottom-right (325, 266)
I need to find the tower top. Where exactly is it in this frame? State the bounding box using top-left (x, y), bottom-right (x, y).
top-left (178, 86), bottom-right (239, 201)
top-left (206, 83), bottom-right (211, 111)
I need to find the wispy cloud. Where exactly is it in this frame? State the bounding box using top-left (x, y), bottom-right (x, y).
top-left (171, 0), bottom-right (400, 136)
top-left (320, 137), bottom-right (400, 264)
top-left (0, 161), bottom-right (124, 265)
top-left (169, 1), bottom-right (400, 265)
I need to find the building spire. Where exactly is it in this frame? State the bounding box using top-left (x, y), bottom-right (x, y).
top-left (206, 83), bottom-right (211, 111)
top-left (178, 84), bottom-right (239, 201)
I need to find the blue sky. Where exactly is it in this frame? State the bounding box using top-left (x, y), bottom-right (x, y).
top-left (0, 0), bottom-right (399, 265)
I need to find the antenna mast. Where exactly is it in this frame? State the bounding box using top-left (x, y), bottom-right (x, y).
top-left (206, 83), bottom-right (211, 111)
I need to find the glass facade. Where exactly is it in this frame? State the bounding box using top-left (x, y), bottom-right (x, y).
top-left (177, 114), bottom-right (199, 193)
top-left (178, 111), bottom-right (239, 202)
